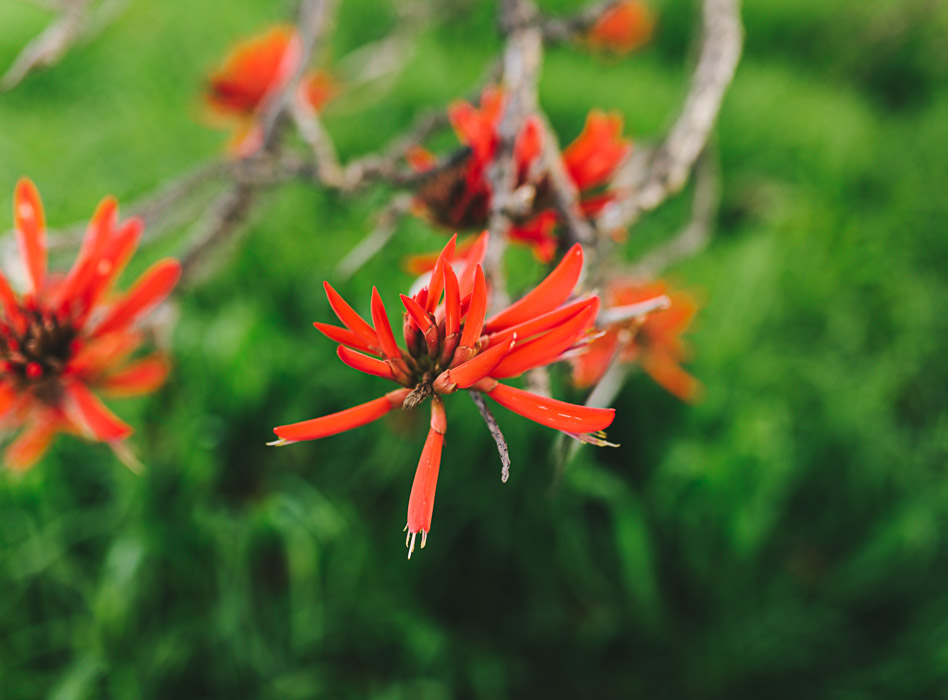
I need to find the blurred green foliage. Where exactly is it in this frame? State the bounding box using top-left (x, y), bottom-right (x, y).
top-left (1, 0), bottom-right (947, 697)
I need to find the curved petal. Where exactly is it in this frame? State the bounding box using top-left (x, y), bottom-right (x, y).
top-left (313, 321), bottom-right (379, 355)
top-left (484, 381), bottom-right (615, 434)
top-left (14, 178), bottom-right (47, 295)
top-left (93, 259), bottom-right (180, 337)
top-left (64, 382), bottom-right (133, 442)
top-left (336, 345), bottom-right (396, 381)
top-left (272, 388), bottom-right (409, 443)
top-left (485, 243), bottom-right (583, 332)
top-left (99, 354), bottom-right (170, 397)
top-left (323, 281), bottom-right (380, 351)
top-left (5, 420), bottom-right (59, 471)
top-left (489, 302), bottom-right (597, 378)
top-left (406, 397), bottom-right (447, 557)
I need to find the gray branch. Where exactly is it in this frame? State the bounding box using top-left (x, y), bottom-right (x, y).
top-left (469, 391), bottom-right (511, 483)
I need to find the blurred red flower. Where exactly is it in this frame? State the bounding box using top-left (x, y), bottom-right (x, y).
top-left (205, 25), bottom-right (337, 157)
top-left (410, 90), bottom-right (630, 262)
top-left (572, 279), bottom-right (701, 402)
top-left (586, 1), bottom-right (655, 54)
top-left (1, 179), bottom-right (181, 470)
top-left (272, 233), bottom-right (615, 557)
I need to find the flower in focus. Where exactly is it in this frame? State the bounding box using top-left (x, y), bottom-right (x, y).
top-left (586, 1), bottom-right (655, 54)
top-left (205, 25), bottom-right (337, 157)
top-left (1, 179), bottom-right (181, 470)
top-left (410, 89), bottom-right (630, 262)
top-left (572, 279), bottom-right (701, 402)
top-left (271, 233), bottom-right (615, 557)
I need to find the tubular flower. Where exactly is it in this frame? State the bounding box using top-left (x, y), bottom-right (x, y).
top-left (572, 279), bottom-right (702, 402)
top-left (205, 25), bottom-right (337, 157)
top-left (272, 234), bottom-right (615, 557)
top-left (1, 178), bottom-right (181, 470)
top-left (410, 90), bottom-right (631, 262)
top-left (586, 1), bottom-right (655, 54)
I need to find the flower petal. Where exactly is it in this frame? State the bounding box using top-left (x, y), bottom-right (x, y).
top-left (483, 381), bottom-right (615, 434)
top-left (436, 334), bottom-right (515, 392)
top-left (313, 321), bottom-right (379, 355)
top-left (99, 354), bottom-right (170, 397)
top-left (486, 297), bottom-right (598, 348)
top-left (93, 259), bottom-right (180, 337)
top-left (406, 397), bottom-right (447, 555)
top-left (425, 234), bottom-right (456, 313)
top-left (64, 382), bottom-right (133, 442)
top-left (485, 243), bottom-right (584, 332)
top-left (324, 281), bottom-right (380, 351)
top-left (458, 264), bottom-right (487, 350)
top-left (5, 420), bottom-right (59, 471)
top-left (272, 389), bottom-right (409, 443)
top-left (14, 178), bottom-right (47, 295)
top-left (457, 231), bottom-right (489, 296)
top-left (337, 345), bottom-right (396, 381)
top-left (443, 262), bottom-right (461, 339)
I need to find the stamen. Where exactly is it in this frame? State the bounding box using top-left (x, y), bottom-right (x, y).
top-left (421, 530), bottom-right (427, 549)
top-left (407, 531), bottom-right (417, 559)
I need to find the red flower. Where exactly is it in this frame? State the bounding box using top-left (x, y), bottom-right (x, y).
top-left (411, 90), bottom-right (631, 262)
top-left (272, 234), bottom-right (615, 557)
top-left (572, 279), bottom-right (701, 402)
top-left (1, 179), bottom-right (181, 470)
top-left (205, 25), bottom-right (337, 157)
top-left (586, 1), bottom-right (655, 54)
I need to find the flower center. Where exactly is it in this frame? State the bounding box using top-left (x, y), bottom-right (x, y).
top-left (1, 309), bottom-right (77, 400)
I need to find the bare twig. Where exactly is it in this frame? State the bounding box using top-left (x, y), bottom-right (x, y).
top-left (178, 182), bottom-right (257, 282)
top-left (539, 0), bottom-right (617, 44)
top-left (485, 0), bottom-right (544, 310)
top-left (535, 114), bottom-right (596, 248)
top-left (469, 391), bottom-right (511, 483)
top-left (2, 0), bottom-right (91, 91)
top-left (628, 148), bottom-right (720, 277)
top-left (336, 194), bottom-right (412, 279)
top-left (598, 0), bottom-right (741, 232)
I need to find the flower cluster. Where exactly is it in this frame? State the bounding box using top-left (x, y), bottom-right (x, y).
top-left (205, 25), bottom-right (337, 157)
top-left (409, 89), bottom-right (631, 261)
top-left (271, 232), bottom-right (615, 557)
top-left (572, 279), bottom-right (701, 402)
top-left (1, 179), bottom-right (180, 469)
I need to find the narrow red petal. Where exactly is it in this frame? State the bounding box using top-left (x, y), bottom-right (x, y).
top-left (337, 345), bottom-right (396, 381)
top-left (486, 297), bottom-right (598, 347)
top-left (370, 287), bottom-right (401, 360)
top-left (0, 272), bottom-right (22, 326)
top-left (489, 302), bottom-right (598, 378)
top-left (457, 231), bottom-right (489, 296)
top-left (426, 235), bottom-right (457, 313)
top-left (406, 397), bottom-right (447, 545)
top-left (440, 334), bottom-right (515, 391)
top-left (82, 217), bottom-right (143, 314)
top-left (273, 389), bottom-right (409, 442)
top-left (458, 264), bottom-right (487, 350)
top-left (485, 381), bottom-right (615, 434)
top-left (324, 281), bottom-right (380, 350)
top-left (55, 196), bottom-right (116, 311)
top-left (93, 259), bottom-right (181, 336)
top-left (65, 382), bottom-right (133, 441)
top-left (485, 243), bottom-right (584, 332)
top-left (5, 420), bottom-right (59, 471)
top-left (67, 331), bottom-right (142, 376)
top-left (313, 321), bottom-right (379, 355)
top-left (443, 262), bottom-right (461, 339)
top-left (99, 355), bottom-right (170, 397)
top-left (400, 293), bottom-right (435, 334)
top-left (14, 178), bottom-right (47, 295)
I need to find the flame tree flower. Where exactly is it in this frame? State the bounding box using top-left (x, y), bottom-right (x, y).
top-left (572, 279), bottom-right (701, 402)
top-left (586, 1), bottom-right (655, 54)
top-left (1, 179), bottom-right (181, 470)
top-left (271, 233), bottom-right (616, 557)
top-left (205, 25), bottom-right (337, 157)
top-left (410, 89), bottom-right (631, 262)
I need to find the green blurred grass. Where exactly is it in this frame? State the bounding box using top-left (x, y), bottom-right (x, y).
top-left (1, 0), bottom-right (947, 697)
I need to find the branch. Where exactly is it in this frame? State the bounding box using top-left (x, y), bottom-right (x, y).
top-left (178, 181), bottom-right (257, 282)
top-left (539, 1), bottom-right (618, 44)
top-left (627, 147), bottom-right (720, 278)
top-left (335, 193), bottom-right (412, 279)
top-left (1, 0), bottom-right (91, 91)
top-left (597, 0), bottom-right (741, 232)
top-left (469, 391), bottom-right (511, 483)
top-left (485, 0), bottom-right (544, 310)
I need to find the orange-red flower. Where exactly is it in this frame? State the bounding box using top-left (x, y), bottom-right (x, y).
top-left (410, 90), bottom-right (631, 262)
top-left (1, 179), bottom-right (181, 470)
top-left (272, 232), bottom-right (615, 557)
top-left (205, 25), bottom-right (337, 157)
top-left (572, 279), bottom-right (701, 402)
top-left (586, 1), bottom-right (655, 54)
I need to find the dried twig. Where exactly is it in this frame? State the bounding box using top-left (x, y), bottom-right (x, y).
top-left (469, 391), bottom-right (511, 483)
top-left (628, 148), bottom-right (720, 277)
top-left (2, 0), bottom-right (91, 91)
top-left (598, 0), bottom-right (741, 232)
top-left (538, 0), bottom-right (617, 44)
top-left (178, 182), bottom-right (257, 282)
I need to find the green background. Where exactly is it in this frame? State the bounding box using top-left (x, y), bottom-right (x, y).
top-left (1, 0), bottom-right (947, 697)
